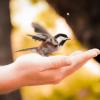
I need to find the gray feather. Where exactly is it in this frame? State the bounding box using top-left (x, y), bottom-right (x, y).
top-left (32, 23), bottom-right (49, 35)
top-left (16, 47), bottom-right (37, 52)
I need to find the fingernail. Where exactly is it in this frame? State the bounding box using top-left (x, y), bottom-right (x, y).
top-left (91, 49), bottom-right (100, 57)
top-left (94, 49), bottom-right (100, 55)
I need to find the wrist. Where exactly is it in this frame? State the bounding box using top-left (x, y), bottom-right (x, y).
top-left (14, 61), bottom-right (34, 86)
top-left (0, 63), bottom-right (26, 93)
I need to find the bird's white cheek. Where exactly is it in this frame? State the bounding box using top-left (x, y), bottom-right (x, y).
top-left (56, 37), bottom-right (66, 44)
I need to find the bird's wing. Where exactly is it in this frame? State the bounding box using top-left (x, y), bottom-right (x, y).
top-left (30, 23), bottom-right (52, 41)
top-left (32, 23), bottom-right (51, 37)
top-left (27, 34), bottom-right (48, 41)
top-left (16, 47), bottom-right (37, 52)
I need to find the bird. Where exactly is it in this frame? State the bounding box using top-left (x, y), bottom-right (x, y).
top-left (16, 23), bottom-right (70, 56)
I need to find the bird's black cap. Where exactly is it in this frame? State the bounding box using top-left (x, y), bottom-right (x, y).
top-left (54, 33), bottom-right (69, 39)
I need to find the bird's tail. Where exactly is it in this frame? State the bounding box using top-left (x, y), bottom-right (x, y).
top-left (27, 34), bottom-right (33, 37)
top-left (16, 47), bottom-right (37, 52)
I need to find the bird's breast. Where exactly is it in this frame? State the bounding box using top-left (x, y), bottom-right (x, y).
top-left (38, 43), bottom-right (58, 56)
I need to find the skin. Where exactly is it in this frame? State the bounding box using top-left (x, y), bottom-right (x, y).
top-left (0, 48), bottom-right (100, 94)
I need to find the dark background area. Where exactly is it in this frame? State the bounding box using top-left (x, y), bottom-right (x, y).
top-left (0, 0), bottom-right (21, 100)
top-left (47, 0), bottom-right (100, 63)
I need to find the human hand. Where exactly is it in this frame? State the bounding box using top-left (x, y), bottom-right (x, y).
top-left (14, 48), bottom-right (100, 86)
top-left (0, 48), bottom-right (99, 94)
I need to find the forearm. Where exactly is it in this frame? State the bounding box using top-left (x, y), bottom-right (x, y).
top-left (0, 63), bottom-right (25, 94)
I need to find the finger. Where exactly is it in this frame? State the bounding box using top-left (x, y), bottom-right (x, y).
top-left (41, 56), bottom-right (72, 71)
top-left (83, 48), bottom-right (100, 59)
top-left (40, 66), bottom-right (71, 84)
top-left (39, 68), bottom-right (61, 84)
top-left (55, 49), bottom-right (100, 78)
top-left (44, 49), bottom-right (100, 80)
top-left (70, 48), bottom-right (100, 67)
top-left (71, 50), bottom-right (83, 56)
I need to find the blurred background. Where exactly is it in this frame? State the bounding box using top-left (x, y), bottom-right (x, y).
top-left (0, 0), bottom-right (100, 100)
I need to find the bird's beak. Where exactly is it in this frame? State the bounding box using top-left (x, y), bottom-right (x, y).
top-left (67, 38), bottom-right (71, 40)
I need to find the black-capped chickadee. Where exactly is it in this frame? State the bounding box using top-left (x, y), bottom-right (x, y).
top-left (16, 23), bottom-right (70, 56)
